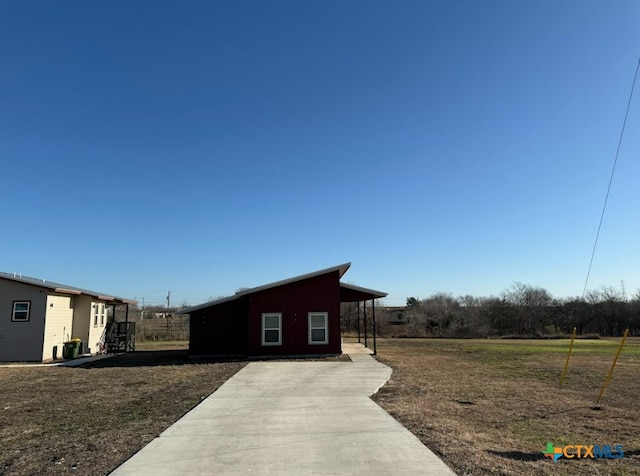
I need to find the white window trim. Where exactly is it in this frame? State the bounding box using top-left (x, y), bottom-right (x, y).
top-left (12, 301), bottom-right (31, 322)
top-left (93, 303), bottom-right (99, 327)
top-left (262, 313), bottom-right (282, 346)
top-left (308, 312), bottom-right (328, 345)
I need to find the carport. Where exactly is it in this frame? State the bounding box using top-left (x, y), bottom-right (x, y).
top-left (340, 283), bottom-right (387, 355)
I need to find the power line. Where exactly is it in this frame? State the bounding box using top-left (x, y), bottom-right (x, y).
top-left (582, 57), bottom-right (640, 298)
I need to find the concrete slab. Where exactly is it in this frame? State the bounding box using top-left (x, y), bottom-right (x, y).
top-left (341, 342), bottom-right (374, 355)
top-left (110, 344), bottom-right (456, 476)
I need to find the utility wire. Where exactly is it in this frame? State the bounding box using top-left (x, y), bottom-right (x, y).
top-left (582, 58), bottom-right (640, 298)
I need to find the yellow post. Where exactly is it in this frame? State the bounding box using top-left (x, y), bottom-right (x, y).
top-left (596, 329), bottom-right (630, 404)
top-left (560, 327), bottom-right (577, 388)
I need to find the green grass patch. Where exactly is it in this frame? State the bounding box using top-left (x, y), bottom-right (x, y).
top-left (394, 337), bottom-right (640, 357)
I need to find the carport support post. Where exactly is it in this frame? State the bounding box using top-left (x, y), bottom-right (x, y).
top-left (357, 302), bottom-right (361, 343)
top-left (363, 300), bottom-right (368, 349)
top-left (372, 299), bottom-right (377, 355)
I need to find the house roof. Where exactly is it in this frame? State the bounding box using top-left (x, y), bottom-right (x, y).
top-left (0, 271), bottom-right (137, 305)
top-left (177, 263), bottom-right (387, 315)
top-left (339, 282), bottom-right (388, 302)
top-left (235, 262), bottom-right (351, 297)
top-left (178, 263), bottom-right (351, 314)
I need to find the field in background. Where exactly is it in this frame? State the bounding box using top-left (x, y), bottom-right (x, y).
top-left (135, 316), bottom-right (189, 341)
top-left (135, 339), bottom-right (189, 350)
top-left (372, 337), bottom-right (640, 475)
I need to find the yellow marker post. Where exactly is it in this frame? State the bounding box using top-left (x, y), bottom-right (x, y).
top-left (596, 328), bottom-right (630, 404)
top-left (560, 327), bottom-right (577, 388)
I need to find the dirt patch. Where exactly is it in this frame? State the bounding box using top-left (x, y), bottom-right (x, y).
top-left (371, 338), bottom-right (640, 476)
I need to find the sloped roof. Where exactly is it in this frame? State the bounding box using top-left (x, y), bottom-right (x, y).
top-left (0, 271), bottom-right (137, 304)
top-left (235, 262), bottom-right (350, 297)
top-left (340, 282), bottom-right (387, 302)
top-left (178, 263), bottom-right (389, 315)
top-left (178, 263), bottom-right (353, 315)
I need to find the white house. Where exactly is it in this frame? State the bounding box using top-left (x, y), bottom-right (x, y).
top-left (0, 272), bottom-right (136, 362)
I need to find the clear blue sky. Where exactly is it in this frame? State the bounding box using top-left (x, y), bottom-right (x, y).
top-left (2, 1), bottom-right (639, 306)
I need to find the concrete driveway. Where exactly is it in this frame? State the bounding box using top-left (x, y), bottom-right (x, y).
top-left (110, 344), bottom-right (456, 475)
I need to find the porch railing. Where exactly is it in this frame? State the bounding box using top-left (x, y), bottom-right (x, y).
top-left (105, 322), bottom-right (136, 353)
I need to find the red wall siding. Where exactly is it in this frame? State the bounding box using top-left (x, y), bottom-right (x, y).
top-left (247, 271), bottom-right (341, 355)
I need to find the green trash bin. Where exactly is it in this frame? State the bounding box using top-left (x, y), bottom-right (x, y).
top-left (64, 341), bottom-right (79, 359)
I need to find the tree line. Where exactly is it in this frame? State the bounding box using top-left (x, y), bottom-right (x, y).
top-left (346, 283), bottom-right (640, 338)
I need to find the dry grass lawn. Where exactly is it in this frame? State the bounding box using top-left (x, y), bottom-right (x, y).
top-left (0, 341), bottom-right (349, 476)
top-left (371, 337), bottom-right (640, 476)
top-left (3, 338), bottom-right (638, 475)
top-left (0, 342), bottom-right (245, 476)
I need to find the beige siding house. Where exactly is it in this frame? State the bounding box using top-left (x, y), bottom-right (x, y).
top-left (0, 272), bottom-right (136, 362)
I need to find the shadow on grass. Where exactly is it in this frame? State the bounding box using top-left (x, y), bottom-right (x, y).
top-left (488, 448), bottom-right (640, 461)
top-left (621, 449), bottom-right (640, 457)
top-left (486, 450), bottom-right (545, 461)
top-left (77, 350), bottom-right (243, 368)
top-left (76, 351), bottom-right (350, 368)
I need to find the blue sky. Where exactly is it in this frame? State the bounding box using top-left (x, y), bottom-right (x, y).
top-left (1, 1), bottom-right (639, 306)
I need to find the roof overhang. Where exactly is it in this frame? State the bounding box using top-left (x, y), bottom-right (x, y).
top-left (340, 283), bottom-right (387, 302)
top-left (54, 287), bottom-right (82, 295)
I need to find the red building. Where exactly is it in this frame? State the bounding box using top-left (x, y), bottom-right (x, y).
top-left (178, 263), bottom-right (386, 357)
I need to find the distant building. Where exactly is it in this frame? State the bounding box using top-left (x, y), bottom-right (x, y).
top-left (381, 306), bottom-right (409, 325)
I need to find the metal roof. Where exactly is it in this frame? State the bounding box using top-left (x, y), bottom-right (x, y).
top-left (339, 282), bottom-right (387, 302)
top-left (235, 262), bottom-right (350, 297)
top-left (0, 271), bottom-right (137, 305)
top-left (177, 263), bottom-right (353, 315)
top-left (177, 263), bottom-right (389, 315)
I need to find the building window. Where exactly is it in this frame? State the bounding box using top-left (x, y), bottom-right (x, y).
top-left (12, 301), bottom-right (31, 322)
top-left (262, 313), bottom-right (281, 346)
top-left (100, 303), bottom-right (105, 326)
top-left (308, 312), bottom-right (328, 345)
top-left (94, 304), bottom-right (99, 327)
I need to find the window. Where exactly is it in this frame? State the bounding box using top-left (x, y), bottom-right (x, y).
top-left (94, 304), bottom-right (99, 326)
top-left (262, 313), bottom-right (281, 346)
top-left (100, 303), bottom-right (105, 326)
top-left (308, 312), bottom-right (328, 345)
top-left (12, 301), bottom-right (30, 322)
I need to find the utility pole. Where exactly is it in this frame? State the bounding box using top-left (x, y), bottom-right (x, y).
top-left (166, 291), bottom-right (171, 338)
